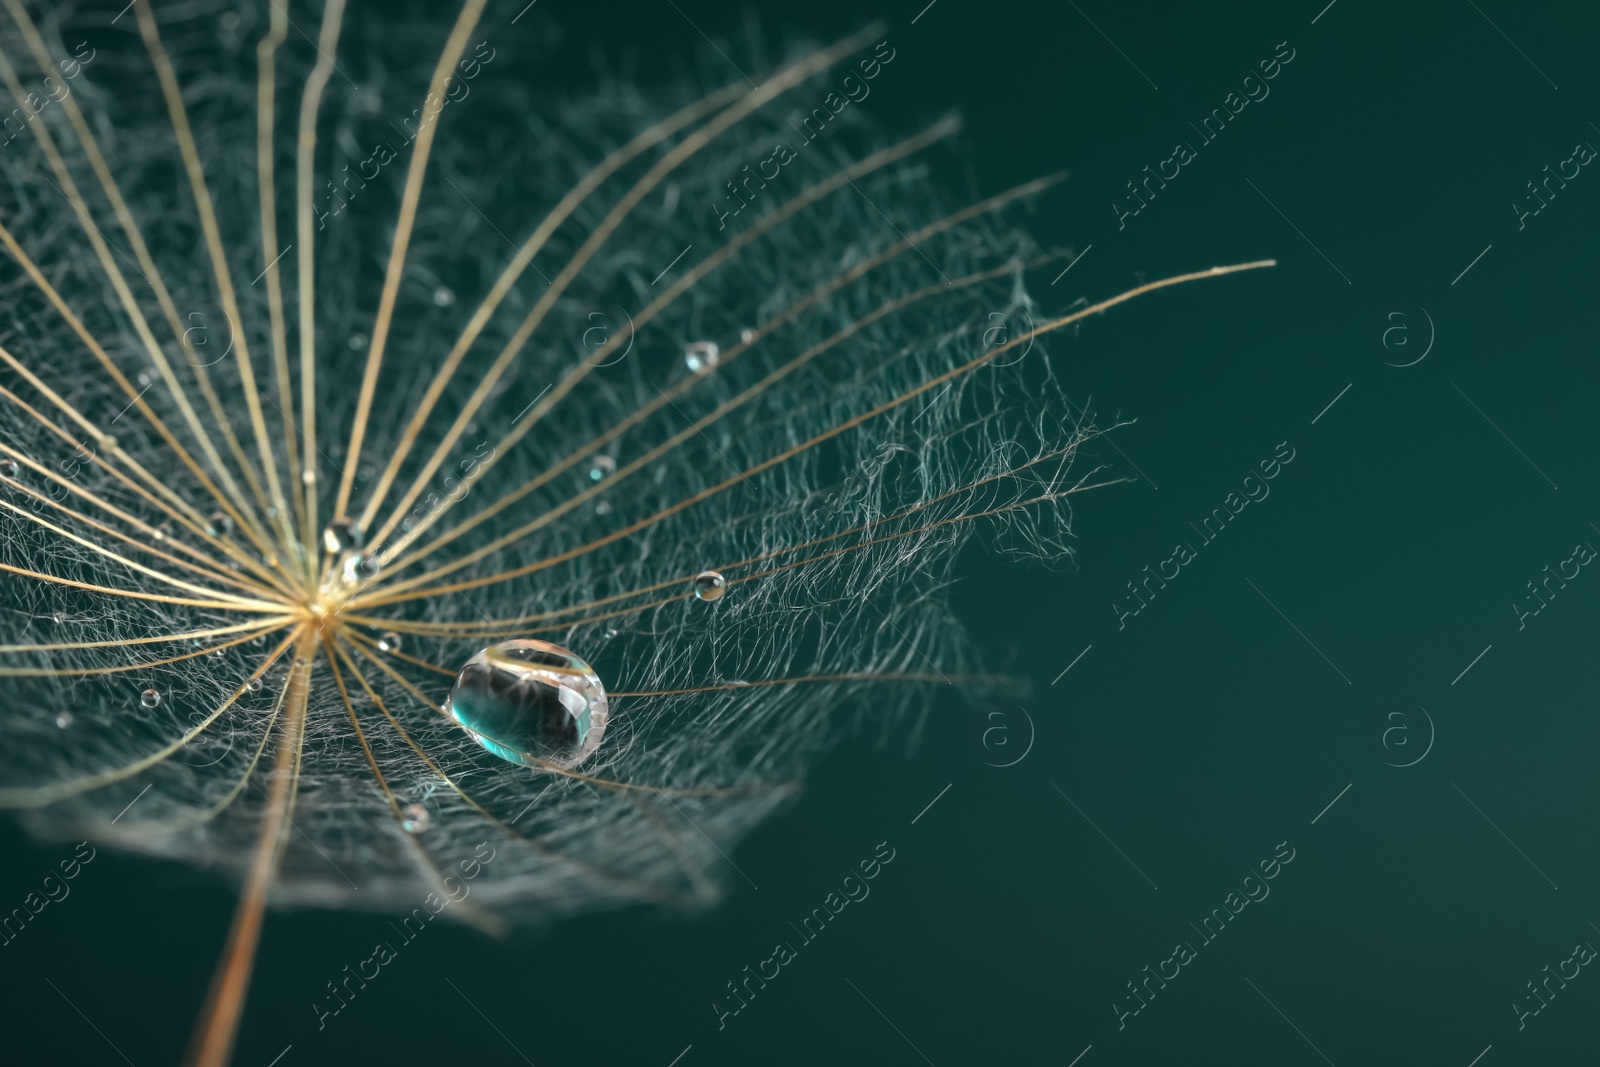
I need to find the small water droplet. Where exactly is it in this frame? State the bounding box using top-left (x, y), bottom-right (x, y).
top-left (323, 518), bottom-right (362, 555)
top-left (683, 340), bottom-right (719, 374)
top-left (739, 327), bottom-right (756, 344)
top-left (98, 433), bottom-right (117, 451)
top-left (603, 628), bottom-right (619, 639)
top-left (432, 286), bottom-right (455, 307)
top-left (348, 332), bottom-right (368, 350)
top-left (210, 647), bottom-right (226, 658)
top-left (0, 458), bottom-right (18, 477)
top-left (136, 371), bottom-right (153, 388)
top-left (51, 611), bottom-right (66, 624)
top-left (587, 455), bottom-right (616, 481)
top-left (153, 521), bottom-right (171, 541)
top-left (446, 640), bottom-right (609, 770)
top-left (206, 511), bottom-right (234, 537)
top-left (294, 656), bottom-right (309, 668)
top-left (400, 804), bottom-right (430, 834)
top-left (594, 500), bottom-right (611, 516)
top-left (301, 468), bottom-right (317, 486)
top-left (54, 710), bottom-right (73, 728)
top-left (691, 570), bottom-right (726, 602)
top-left (246, 679), bottom-right (262, 692)
top-left (344, 553), bottom-right (380, 582)
top-left (378, 631), bottom-right (402, 653)
top-left (140, 689), bottom-right (161, 709)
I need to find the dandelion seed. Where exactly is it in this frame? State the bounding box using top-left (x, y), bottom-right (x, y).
top-left (0, 8), bottom-right (1272, 1062)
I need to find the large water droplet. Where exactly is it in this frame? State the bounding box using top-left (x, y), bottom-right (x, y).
top-left (207, 512), bottom-right (234, 537)
top-left (445, 640), bottom-right (608, 770)
top-left (323, 518), bottom-right (362, 555)
top-left (141, 688), bottom-right (161, 709)
top-left (691, 570), bottom-right (726, 602)
top-left (0, 458), bottom-right (18, 477)
top-left (684, 340), bottom-right (719, 374)
top-left (587, 455), bottom-right (616, 482)
top-left (400, 804), bottom-right (431, 834)
top-left (378, 631), bottom-right (402, 653)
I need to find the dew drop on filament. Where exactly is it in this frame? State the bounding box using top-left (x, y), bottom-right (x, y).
top-left (378, 631), bottom-right (402, 653)
top-left (691, 570), bottom-right (726, 602)
top-left (445, 640), bottom-right (608, 771)
top-left (141, 689), bottom-right (161, 709)
top-left (683, 340), bottom-right (719, 373)
top-left (54, 711), bottom-right (73, 729)
top-left (400, 804), bottom-right (430, 834)
top-left (323, 518), bottom-right (362, 556)
top-left (587, 455), bottom-right (617, 481)
top-left (206, 512), bottom-right (233, 537)
top-left (0, 458), bottom-right (18, 477)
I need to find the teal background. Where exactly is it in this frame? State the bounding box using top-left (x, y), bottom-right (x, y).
top-left (4, 0), bottom-right (1600, 1063)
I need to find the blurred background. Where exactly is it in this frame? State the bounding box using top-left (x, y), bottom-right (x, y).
top-left (3, 0), bottom-right (1598, 1063)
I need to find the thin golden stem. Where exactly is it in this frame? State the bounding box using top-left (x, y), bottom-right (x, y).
top-left (335, 0), bottom-right (488, 522)
top-left (182, 628), bottom-right (313, 1067)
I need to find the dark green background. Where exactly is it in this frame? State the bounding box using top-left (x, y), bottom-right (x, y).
top-left (5, 0), bottom-right (1599, 1063)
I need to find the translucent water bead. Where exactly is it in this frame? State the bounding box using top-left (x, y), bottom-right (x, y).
top-left (445, 640), bottom-right (608, 771)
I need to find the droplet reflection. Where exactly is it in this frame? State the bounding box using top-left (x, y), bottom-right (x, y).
top-left (445, 640), bottom-right (608, 770)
